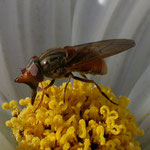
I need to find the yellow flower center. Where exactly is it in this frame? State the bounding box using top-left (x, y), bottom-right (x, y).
top-left (2, 80), bottom-right (144, 150)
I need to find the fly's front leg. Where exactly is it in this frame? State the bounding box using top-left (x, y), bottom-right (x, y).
top-left (31, 88), bottom-right (37, 105)
top-left (42, 79), bottom-right (55, 90)
top-left (70, 73), bottom-right (118, 105)
top-left (80, 73), bottom-right (87, 79)
top-left (35, 79), bottom-right (55, 112)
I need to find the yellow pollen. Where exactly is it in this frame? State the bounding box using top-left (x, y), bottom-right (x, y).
top-left (2, 80), bottom-right (144, 150)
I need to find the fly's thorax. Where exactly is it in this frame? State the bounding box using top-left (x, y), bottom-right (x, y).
top-left (39, 48), bottom-right (67, 78)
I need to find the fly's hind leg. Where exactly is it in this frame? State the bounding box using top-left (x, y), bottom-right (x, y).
top-left (80, 73), bottom-right (88, 79)
top-left (70, 73), bottom-right (118, 105)
top-left (63, 75), bottom-right (72, 103)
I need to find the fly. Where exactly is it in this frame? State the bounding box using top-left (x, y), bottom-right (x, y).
top-left (15, 39), bottom-right (135, 106)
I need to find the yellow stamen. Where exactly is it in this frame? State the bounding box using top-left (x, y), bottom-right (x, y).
top-left (2, 80), bottom-right (144, 149)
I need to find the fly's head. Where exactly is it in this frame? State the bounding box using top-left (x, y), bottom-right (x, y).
top-left (15, 56), bottom-right (44, 91)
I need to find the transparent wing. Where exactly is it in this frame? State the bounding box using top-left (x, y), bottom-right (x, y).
top-left (68, 39), bottom-right (135, 58)
top-left (63, 39), bottom-right (135, 75)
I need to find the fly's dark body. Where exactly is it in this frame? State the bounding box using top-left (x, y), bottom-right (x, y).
top-left (15, 39), bottom-right (135, 106)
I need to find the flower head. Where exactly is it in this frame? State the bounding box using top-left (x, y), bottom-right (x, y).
top-left (2, 80), bottom-right (144, 149)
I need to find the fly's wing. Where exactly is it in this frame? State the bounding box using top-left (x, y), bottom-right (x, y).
top-left (70, 39), bottom-right (135, 58)
top-left (64, 39), bottom-right (135, 75)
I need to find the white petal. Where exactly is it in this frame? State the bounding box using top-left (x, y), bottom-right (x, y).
top-left (0, 132), bottom-right (15, 150)
top-left (129, 65), bottom-right (150, 121)
top-left (0, 41), bottom-right (18, 100)
top-left (72, 0), bottom-right (120, 44)
top-left (143, 143), bottom-right (150, 150)
top-left (0, 92), bottom-right (16, 149)
top-left (129, 65), bottom-right (150, 149)
top-left (0, 0), bottom-right (72, 99)
top-left (138, 116), bottom-right (150, 149)
top-left (72, 0), bottom-right (150, 98)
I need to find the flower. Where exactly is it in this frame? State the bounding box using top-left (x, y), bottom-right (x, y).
top-left (2, 80), bottom-right (144, 150)
top-left (0, 0), bottom-right (150, 149)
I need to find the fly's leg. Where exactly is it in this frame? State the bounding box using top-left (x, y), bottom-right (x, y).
top-left (70, 73), bottom-right (118, 105)
top-left (34, 79), bottom-right (55, 112)
top-left (63, 75), bottom-right (72, 103)
top-left (34, 84), bottom-right (45, 112)
top-left (31, 88), bottom-right (37, 105)
top-left (42, 79), bottom-right (55, 90)
top-left (80, 73), bottom-right (88, 79)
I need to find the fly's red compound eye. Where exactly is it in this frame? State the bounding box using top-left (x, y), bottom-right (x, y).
top-left (21, 68), bottom-right (26, 74)
top-left (15, 56), bottom-right (43, 84)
